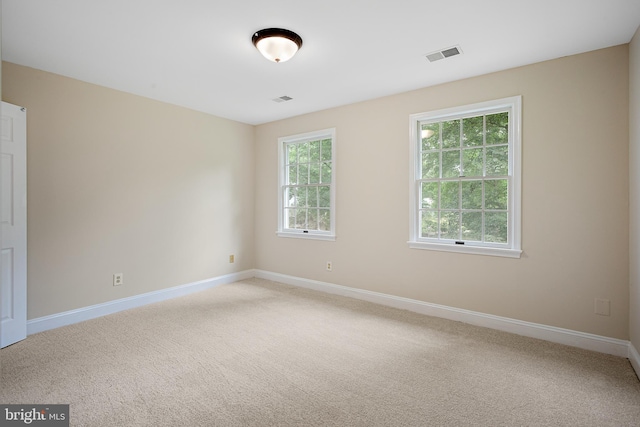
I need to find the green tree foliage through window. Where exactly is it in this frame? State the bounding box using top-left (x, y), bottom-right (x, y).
top-left (418, 111), bottom-right (510, 244)
top-left (282, 134), bottom-right (333, 233)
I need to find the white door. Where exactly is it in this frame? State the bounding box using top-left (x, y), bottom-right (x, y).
top-left (1, 101), bottom-right (27, 348)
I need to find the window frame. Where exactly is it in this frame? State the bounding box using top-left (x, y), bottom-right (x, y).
top-left (408, 96), bottom-right (522, 258)
top-left (277, 128), bottom-right (336, 241)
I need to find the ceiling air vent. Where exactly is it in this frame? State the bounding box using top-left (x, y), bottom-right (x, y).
top-left (425, 45), bottom-right (462, 62)
top-left (272, 95), bottom-right (293, 103)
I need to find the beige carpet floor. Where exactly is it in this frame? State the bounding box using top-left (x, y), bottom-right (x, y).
top-left (1, 278), bottom-right (639, 426)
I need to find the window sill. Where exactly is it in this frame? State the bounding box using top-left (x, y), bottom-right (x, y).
top-left (408, 241), bottom-right (522, 258)
top-left (277, 231), bottom-right (336, 241)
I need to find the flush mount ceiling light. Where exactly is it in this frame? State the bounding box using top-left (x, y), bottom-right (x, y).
top-left (252, 28), bottom-right (303, 63)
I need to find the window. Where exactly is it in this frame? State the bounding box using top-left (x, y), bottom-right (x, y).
top-left (278, 128), bottom-right (336, 240)
top-left (408, 96), bottom-right (522, 258)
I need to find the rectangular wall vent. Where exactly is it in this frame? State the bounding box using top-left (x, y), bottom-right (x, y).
top-left (272, 95), bottom-right (293, 103)
top-left (425, 45), bottom-right (462, 62)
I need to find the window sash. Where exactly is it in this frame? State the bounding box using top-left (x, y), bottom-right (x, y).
top-left (416, 176), bottom-right (510, 246)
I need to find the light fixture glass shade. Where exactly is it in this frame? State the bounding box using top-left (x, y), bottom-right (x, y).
top-left (252, 28), bottom-right (303, 63)
top-left (255, 37), bottom-right (298, 63)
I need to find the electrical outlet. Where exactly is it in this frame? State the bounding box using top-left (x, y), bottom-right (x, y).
top-left (113, 273), bottom-right (123, 286)
top-left (229, 254), bottom-right (235, 263)
top-left (326, 261), bottom-right (332, 272)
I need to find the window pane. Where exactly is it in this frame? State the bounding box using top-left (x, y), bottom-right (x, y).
top-left (318, 185), bottom-right (330, 207)
top-left (461, 180), bottom-right (482, 209)
top-left (287, 144), bottom-right (297, 164)
top-left (284, 187), bottom-right (295, 208)
top-left (321, 162), bottom-right (332, 183)
top-left (461, 212), bottom-right (482, 241)
top-left (308, 187), bottom-right (318, 208)
top-left (421, 210), bottom-right (438, 238)
top-left (298, 164), bottom-right (309, 185)
top-left (296, 187), bottom-right (308, 208)
top-left (421, 182), bottom-right (438, 209)
top-left (296, 209), bottom-right (307, 229)
top-left (421, 123), bottom-right (440, 151)
top-left (288, 165), bottom-right (297, 185)
top-left (321, 139), bottom-right (332, 162)
top-left (486, 112), bottom-right (508, 145)
top-left (440, 211), bottom-right (460, 240)
top-left (462, 148), bottom-right (483, 177)
top-left (442, 119), bottom-right (460, 148)
top-left (298, 142), bottom-right (309, 162)
top-left (319, 209), bottom-right (331, 231)
top-left (291, 187), bottom-right (300, 208)
top-left (463, 116), bottom-right (483, 147)
top-left (442, 150), bottom-right (461, 178)
top-left (485, 179), bottom-right (508, 210)
top-left (486, 145), bottom-right (508, 176)
top-left (308, 208), bottom-right (318, 230)
top-left (309, 164), bottom-right (320, 184)
top-left (309, 140), bottom-right (320, 162)
top-left (440, 181), bottom-right (459, 210)
top-left (293, 187), bottom-right (302, 207)
top-left (422, 152), bottom-right (440, 179)
top-left (485, 212), bottom-right (508, 243)
top-left (286, 208), bottom-right (296, 229)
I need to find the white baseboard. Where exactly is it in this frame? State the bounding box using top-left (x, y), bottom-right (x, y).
top-left (255, 270), bottom-right (631, 358)
top-left (630, 342), bottom-right (640, 378)
top-left (27, 270), bottom-right (255, 335)
top-left (26, 268), bottom-right (637, 371)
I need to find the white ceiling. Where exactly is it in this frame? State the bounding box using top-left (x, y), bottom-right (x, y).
top-left (2, 1), bottom-right (640, 125)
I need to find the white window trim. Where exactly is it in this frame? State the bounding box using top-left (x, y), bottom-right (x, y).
top-left (408, 96), bottom-right (522, 258)
top-left (277, 128), bottom-right (336, 241)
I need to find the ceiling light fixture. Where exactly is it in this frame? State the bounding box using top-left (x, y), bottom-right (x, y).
top-left (252, 28), bottom-right (303, 63)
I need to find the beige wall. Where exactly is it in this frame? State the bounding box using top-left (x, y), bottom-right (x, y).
top-left (255, 45), bottom-right (630, 340)
top-left (630, 26), bottom-right (640, 350)
top-left (0, 44), bottom-right (633, 342)
top-left (2, 62), bottom-right (255, 319)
